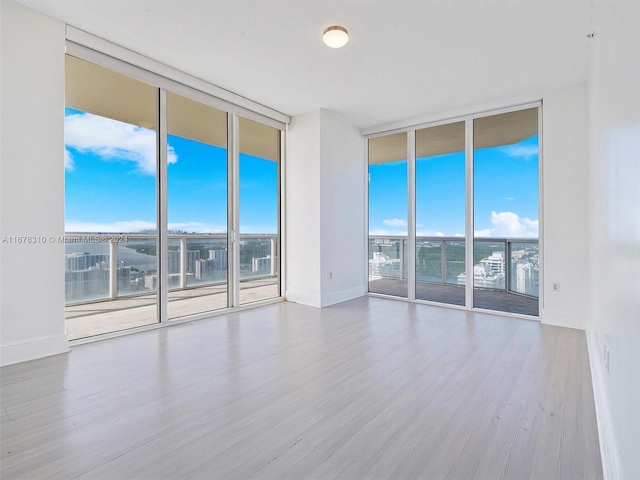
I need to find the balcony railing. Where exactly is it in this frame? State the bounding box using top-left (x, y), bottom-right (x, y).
top-left (65, 233), bottom-right (278, 305)
top-left (369, 235), bottom-right (539, 298)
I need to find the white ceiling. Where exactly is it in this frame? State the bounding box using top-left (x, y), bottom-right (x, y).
top-left (18, 0), bottom-right (593, 130)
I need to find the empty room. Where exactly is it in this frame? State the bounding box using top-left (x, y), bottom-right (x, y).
top-left (1, 0), bottom-right (638, 478)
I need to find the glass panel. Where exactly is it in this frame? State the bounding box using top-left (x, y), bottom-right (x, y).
top-left (472, 239), bottom-right (506, 291)
top-left (416, 240), bottom-right (442, 282)
top-left (509, 241), bottom-right (540, 297)
top-left (64, 56), bottom-right (159, 340)
top-left (447, 241), bottom-right (466, 285)
top-left (64, 240), bottom-right (111, 304)
top-left (368, 132), bottom-right (408, 297)
top-left (473, 108), bottom-right (539, 316)
top-left (238, 118), bottom-right (280, 304)
top-left (415, 122), bottom-right (466, 305)
top-left (166, 92), bottom-right (228, 319)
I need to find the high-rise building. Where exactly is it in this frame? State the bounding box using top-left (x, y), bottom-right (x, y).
top-left (208, 249), bottom-right (228, 270)
top-left (457, 251), bottom-right (505, 289)
top-left (65, 252), bottom-right (108, 271)
top-left (369, 252), bottom-right (402, 278)
top-left (252, 255), bottom-right (271, 275)
top-left (64, 262), bottom-right (131, 302)
top-left (480, 252), bottom-right (505, 276)
top-left (195, 259), bottom-right (216, 280)
top-left (167, 250), bottom-right (180, 274)
top-left (186, 250), bottom-right (200, 274)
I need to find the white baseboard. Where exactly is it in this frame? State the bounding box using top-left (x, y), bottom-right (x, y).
top-left (286, 286), bottom-right (365, 309)
top-left (320, 286), bottom-right (366, 307)
top-left (540, 310), bottom-right (587, 330)
top-left (285, 291), bottom-right (322, 308)
top-left (586, 330), bottom-right (621, 480)
top-left (0, 334), bottom-right (69, 367)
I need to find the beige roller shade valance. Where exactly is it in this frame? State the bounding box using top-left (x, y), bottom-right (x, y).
top-left (66, 55), bottom-right (158, 129)
top-left (368, 132), bottom-right (407, 164)
top-left (66, 55), bottom-right (280, 162)
top-left (167, 92), bottom-right (227, 148)
top-left (369, 108), bottom-right (538, 165)
top-left (239, 117), bottom-right (280, 162)
top-left (473, 108), bottom-right (538, 149)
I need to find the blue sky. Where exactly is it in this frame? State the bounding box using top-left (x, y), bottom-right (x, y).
top-left (369, 135), bottom-right (539, 238)
top-left (65, 109), bottom-right (278, 234)
top-left (65, 108), bottom-right (537, 238)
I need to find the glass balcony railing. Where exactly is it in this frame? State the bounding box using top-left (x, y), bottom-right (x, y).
top-left (369, 235), bottom-right (539, 299)
top-left (64, 233), bottom-right (278, 306)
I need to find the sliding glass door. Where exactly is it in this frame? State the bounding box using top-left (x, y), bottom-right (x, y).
top-left (367, 106), bottom-right (540, 317)
top-left (473, 109), bottom-right (539, 315)
top-left (238, 118), bottom-right (281, 304)
top-left (64, 54), bottom-right (283, 340)
top-left (64, 56), bottom-right (160, 340)
top-left (166, 92), bottom-right (229, 319)
top-left (368, 132), bottom-right (408, 298)
top-left (415, 122), bottom-right (466, 306)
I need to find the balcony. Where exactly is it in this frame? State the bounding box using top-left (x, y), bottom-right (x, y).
top-left (369, 235), bottom-right (539, 316)
top-left (65, 234), bottom-right (279, 340)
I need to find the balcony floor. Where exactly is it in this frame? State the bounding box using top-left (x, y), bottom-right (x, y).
top-left (369, 277), bottom-right (539, 316)
top-left (65, 278), bottom-right (278, 341)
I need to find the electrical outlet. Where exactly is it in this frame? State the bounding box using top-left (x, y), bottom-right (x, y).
top-left (552, 282), bottom-right (560, 292)
top-left (604, 344), bottom-right (610, 373)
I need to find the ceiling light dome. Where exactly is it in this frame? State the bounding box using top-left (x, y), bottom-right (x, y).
top-left (323, 26), bottom-right (349, 48)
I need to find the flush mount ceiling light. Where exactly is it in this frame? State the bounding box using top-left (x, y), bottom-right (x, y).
top-left (323, 26), bottom-right (349, 48)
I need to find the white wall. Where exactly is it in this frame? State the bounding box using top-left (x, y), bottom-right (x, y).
top-left (540, 83), bottom-right (591, 330)
top-left (0, 0), bottom-right (68, 365)
top-left (286, 109), bottom-right (365, 307)
top-left (285, 110), bottom-right (322, 306)
top-left (587, 1), bottom-right (640, 478)
top-left (318, 110), bottom-right (366, 306)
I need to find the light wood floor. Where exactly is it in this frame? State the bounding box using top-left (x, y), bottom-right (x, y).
top-left (1, 297), bottom-right (601, 479)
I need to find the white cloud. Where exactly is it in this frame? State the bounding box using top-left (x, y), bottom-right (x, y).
top-left (382, 218), bottom-right (407, 227)
top-left (474, 211), bottom-right (538, 238)
top-left (501, 144), bottom-right (538, 161)
top-left (64, 149), bottom-right (74, 171)
top-left (474, 228), bottom-right (492, 237)
top-left (505, 196), bottom-right (516, 201)
top-left (66, 220), bottom-right (157, 233)
top-left (65, 112), bottom-right (177, 175)
top-left (369, 228), bottom-right (407, 236)
top-left (168, 222), bottom-right (226, 234)
top-left (416, 230), bottom-right (445, 237)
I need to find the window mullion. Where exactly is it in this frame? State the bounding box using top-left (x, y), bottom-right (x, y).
top-left (158, 88), bottom-right (169, 323)
top-left (465, 119), bottom-right (474, 310)
top-left (407, 130), bottom-right (416, 301)
top-left (228, 114), bottom-right (240, 308)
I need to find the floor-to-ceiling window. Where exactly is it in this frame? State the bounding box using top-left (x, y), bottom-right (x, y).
top-left (64, 52), bottom-right (284, 339)
top-left (368, 132), bottom-right (408, 298)
top-left (473, 108), bottom-right (539, 315)
top-left (166, 92), bottom-right (229, 319)
top-left (367, 105), bottom-right (540, 317)
top-left (415, 122), bottom-right (466, 306)
top-left (64, 56), bottom-right (160, 340)
top-left (238, 118), bottom-right (281, 304)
